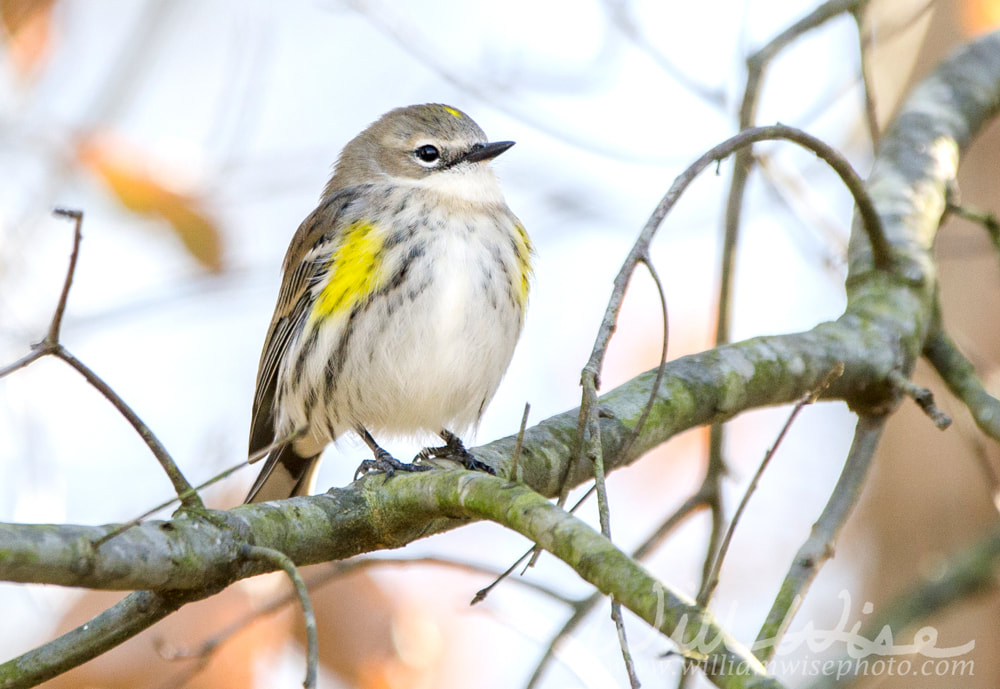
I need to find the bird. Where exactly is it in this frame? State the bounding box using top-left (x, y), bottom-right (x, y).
top-left (244, 103), bottom-right (532, 503)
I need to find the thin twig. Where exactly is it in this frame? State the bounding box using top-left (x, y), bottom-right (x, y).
top-left (0, 349), bottom-right (46, 379)
top-left (602, 0), bottom-right (727, 109)
top-left (472, 548), bottom-right (535, 605)
top-left (887, 369), bottom-right (952, 430)
top-left (923, 329), bottom-right (1000, 444)
top-left (509, 402), bottom-right (531, 481)
top-left (615, 256), bottom-right (670, 465)
top-left (946, 200), bottom-right (1000, 261)
top-left (92, 429), bottom-right (305, 549)
top-left (47, 208), bottom-right (84, 345)
top-left (581, 124), bottom-right (888, 407)
top-left (0, 209), bottom-right (203, 509)
top-left (241, 546), bottom-right (318, 689)
top-left (852, 7), bottom-right (881, 148)
top-left (754, 414), bottom-right (886, 662)
top-left (54, 346), bottom-right (203, 509)
top-left (693, 431), bottom-right (726, 607)
top-left (720, 0), bottom-right (874, 341)
top-left (702, 365), bottom-right (845, 601)
top-left (581, 374), bottom-right (640, 686)
top-left (159, 554), bottom-right (576, 687)
top-left (0, 207), bottom-right (85, 380)
top-left (613, 609), bottom-right (641, 688)
top-left (474, 483), bottom-right (597, 604)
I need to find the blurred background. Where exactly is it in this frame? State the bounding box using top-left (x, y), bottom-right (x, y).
top-left (1, 0), bottom-right (998, 687)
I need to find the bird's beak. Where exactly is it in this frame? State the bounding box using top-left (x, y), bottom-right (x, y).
top-left (456, 140), bottom-right (515, 165)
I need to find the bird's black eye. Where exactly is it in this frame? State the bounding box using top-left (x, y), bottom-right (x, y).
top-left (414, 144), bottom-right (440, 165)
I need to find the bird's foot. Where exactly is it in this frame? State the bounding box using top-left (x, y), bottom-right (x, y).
top-left (416, 430), bottom-right (496, 475)
top-left (354, 447), bottom-right (433, 482)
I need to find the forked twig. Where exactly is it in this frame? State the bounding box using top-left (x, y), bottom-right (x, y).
top-left (0, 210), bottom-right (203, 509)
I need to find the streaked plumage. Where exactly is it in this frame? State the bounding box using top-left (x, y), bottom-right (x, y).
top-left (246, 104), bottom-right (531, 503)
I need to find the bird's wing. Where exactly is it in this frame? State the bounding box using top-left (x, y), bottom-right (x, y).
top-left (248, 188), bottom-right (362, 458)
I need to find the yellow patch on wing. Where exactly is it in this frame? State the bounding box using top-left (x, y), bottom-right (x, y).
top-left (513, 222), bottom-right (532, 306)
top-left (442, 105), bottom-right (462, 118)
top-left (311, 221), bottom-right (386, 322)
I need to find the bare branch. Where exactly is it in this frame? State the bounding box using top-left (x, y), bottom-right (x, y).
top-left (53, 347), bottom-right (202, 509)
top-left (94, 427), bottom-right (307, 549)
top-left (887, 369), bottom-right (952, 429)
top-left (0, 590), bottom-right (204, 689)
top-left (0, 210), bottom-right (203, 509)
top-left (167, 554), bottom-right (576, 679)
top-left (241, 546), bottom-right (317, 689)
top-left (946, 200), bottom-right (1000, 264)
top-left (509, 402), bottom-right (531, 481)
top-left (852, 9), bottom-right (881, 147)
top-left (0, 349), bottom-right (46, 380)
top-left (924, 329), bottom-right (1000, 444)
top-left (46, 209), bottom-right (84, 345)
top-left (703, 365), bottom-right (845, 601)
top-left (1, 474), bottom-right (787, 689)
top-left (754, 414), bottom-right (885, 662)
top-left (722, 0), bottom-right (874, 344)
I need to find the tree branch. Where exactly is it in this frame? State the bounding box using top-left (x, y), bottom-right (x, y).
top-left (2, 474), bottom-right (786, 689)
top-left (754, 414), bottom-right (885, 661)
top-left (924, 329), bottom-right (1000, 443)
top-left (0, 590), bottom-right (206, 689)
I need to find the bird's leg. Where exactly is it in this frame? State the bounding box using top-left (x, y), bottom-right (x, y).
top-left (354, 425), bottom-right (432, 480)
top-left (416, 429), bottom-right (496, 475)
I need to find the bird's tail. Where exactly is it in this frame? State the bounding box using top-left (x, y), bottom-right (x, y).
top-left (244, 443), bottom-right (321, 503)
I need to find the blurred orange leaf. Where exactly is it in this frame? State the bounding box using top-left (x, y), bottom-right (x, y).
top-left (962, 0), bottom-right (1000, 33)
top-left (0, 0), bottom-right (55, 78)
top-left (77, 134), bottom-right (225, 273)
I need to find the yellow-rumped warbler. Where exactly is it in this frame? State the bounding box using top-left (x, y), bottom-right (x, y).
top-left (245, 104), bottom-right (532, 503)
